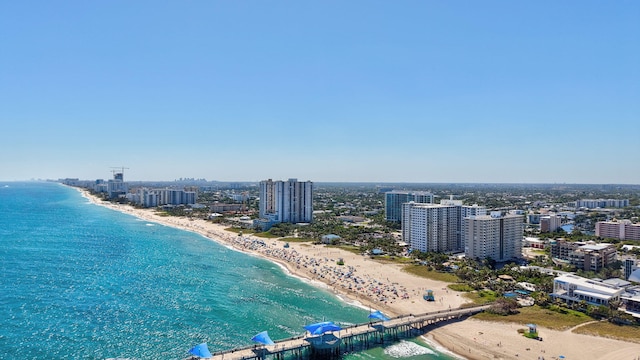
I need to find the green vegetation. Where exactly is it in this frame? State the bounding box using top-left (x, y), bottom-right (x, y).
top-left (403, 265), bottom-right (459, 282)
top-left (278, 237), bottom-right (315, 243)
top-left (224, 227), bottom-right (251, 234)
top-left (473, 305), bottom-right (592, 331)
top-left (573, 321), bottom-right (640, 344)
top-left (463, 290), bottom-right (498, 305)
top-left (252, 232), bottom-right (280, 238)
top-left (330, 245), bottom-right (362, 255)
top-left (448, 283), bottom-right (475, 292)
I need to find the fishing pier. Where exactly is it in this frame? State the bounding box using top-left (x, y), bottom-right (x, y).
top-left (209, 304), bottom-right (490, 360)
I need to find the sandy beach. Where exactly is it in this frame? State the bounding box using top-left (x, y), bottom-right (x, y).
top-left (78, 189), bottom-right (640, 359)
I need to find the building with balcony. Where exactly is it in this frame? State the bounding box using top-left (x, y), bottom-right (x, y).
top-left (463, 211), bottom-right (524, 262)
top-left (551, 274), bottom-right (624, 307)
top-left (596, 220), bottom-right (640, 241)
top-left (385, 190), bottom-right (434, 222)
top-left (550, 240), bottom-right (616, 271)
top-left (257, 178), bottom-right (313, 230)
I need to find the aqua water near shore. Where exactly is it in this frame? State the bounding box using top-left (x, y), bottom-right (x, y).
top-left (0, 182), bottom-right (455, 359)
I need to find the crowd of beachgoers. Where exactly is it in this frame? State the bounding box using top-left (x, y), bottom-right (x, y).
top-left (225, 234), bottom-right (412, 305)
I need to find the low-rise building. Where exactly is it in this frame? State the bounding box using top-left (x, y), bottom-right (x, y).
top-left (551, 274), bottom-right (624, 307)
top-left (550, 240), bottom-right (616, 271)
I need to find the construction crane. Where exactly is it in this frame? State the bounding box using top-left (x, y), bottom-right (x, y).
top-left (110, 166), bottom-right (130, 180)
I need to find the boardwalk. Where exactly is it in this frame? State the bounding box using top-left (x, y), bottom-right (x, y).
top-left (209, 304), bottom-right (491, 360)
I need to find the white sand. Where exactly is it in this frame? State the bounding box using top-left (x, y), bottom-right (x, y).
top-left (429, 318), bottom-right (640, 360)
top-left (78, 189), bottom-right (640, 359)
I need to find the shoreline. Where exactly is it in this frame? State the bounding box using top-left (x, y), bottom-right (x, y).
top-left (76, 188), bottom-right (640, 359)
top-left (77, 188), bottom-right (470, 318)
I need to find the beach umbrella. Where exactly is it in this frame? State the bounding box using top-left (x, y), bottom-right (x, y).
top-left (304, 321), bottom-right (335, 334)
top-left (251, 331), bottom-right (275, 345)
top-left (311, 323), bottom-right (342, 335)
top-left (188, 343), bottom-right (212, 358)
top-left (368, 310), bottom-right (390, 321)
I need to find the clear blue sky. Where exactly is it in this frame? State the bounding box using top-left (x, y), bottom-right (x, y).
top-left (1, 1), bottom-right (638, 183)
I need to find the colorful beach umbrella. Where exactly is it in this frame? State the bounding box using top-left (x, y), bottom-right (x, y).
top-left (188, 343), bottom-right (212, 358)
top-left (251, 331), bottom-right (275, 345)
top-left (368, 310), bottom-right (390, 321)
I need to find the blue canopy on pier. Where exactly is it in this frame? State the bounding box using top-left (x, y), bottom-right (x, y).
top-left (251, 331), bottom-right (275, 345)
top-left (368, 310), bottom-right (390, 321)
top-left (189, 343), bottom-right (212, 358)
top-left (304, 321), bottom-right (334, 334)
top-left (304, 321), bottom-right (342, 335)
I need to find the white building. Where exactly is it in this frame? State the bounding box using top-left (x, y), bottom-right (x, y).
top-left (133, 188), bottom-right (196, 207)
top-left (385, 190), bottom-right (434, 222)
top-left (402, 200), bottom-right (489, 253)
top-left (402, 202), bottom-right (460, 253)
top-left (258, 178), bottom-right (313, 228)
top-left (551, 274), bottom-right (624, 307)
top-left (540, 214), bottom-right (562, 233)
top-left (576, 199), bottom-right (629, 209)
top-left (464, 212), bottom-right (524, 262)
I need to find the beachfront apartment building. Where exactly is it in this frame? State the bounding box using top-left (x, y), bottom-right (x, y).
top-left (402, 202), bottom-right (460, 253)
top-left (130, 188), bottom-right (197, 207)
top-left (463, 211), bottom-right (524, 262)
top-left (551, 274), bottom-right (624, 307)
top-left (385, 190), bottom-right (434, 222)
top-left (596, 220), bottom-right (640, 241)
top-left (257, 178), bottom-right (313, 230)
top-left (402, 200), bottom-right (489, 254)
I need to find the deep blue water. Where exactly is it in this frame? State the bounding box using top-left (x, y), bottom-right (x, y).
top-left (0, 182), bottom-right (454, 360)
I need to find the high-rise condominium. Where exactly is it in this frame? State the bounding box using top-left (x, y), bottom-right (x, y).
top-left (402, 203), bottom-right (460, 253)
top-left (401, 200), bottom-right (488, 253)
top-left (463, 212), bottom-right (524, 262)
top-left (259, 178), bottom-right (313, 224)
top-left (385, 190), bottom-right (434, 222)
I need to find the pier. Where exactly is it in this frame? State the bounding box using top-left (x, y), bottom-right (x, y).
top-left (209, 304), bottom-right (490, 360)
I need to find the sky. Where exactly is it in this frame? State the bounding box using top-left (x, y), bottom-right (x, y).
top-left (0, 1), bottom-right (638, 184)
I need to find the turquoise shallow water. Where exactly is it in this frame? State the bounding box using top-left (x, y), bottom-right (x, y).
top-left (0, 182), bottom-right (455, 360)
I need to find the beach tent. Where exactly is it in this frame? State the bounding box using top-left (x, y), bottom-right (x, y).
top-left (304, 321), bottom-right (342, 335)
top-left (188, 343), bottom-right (212, 358)
top-left (368, 310), bottom-right (390, 322)
top-left (251, 331), bottom-right (275, 345)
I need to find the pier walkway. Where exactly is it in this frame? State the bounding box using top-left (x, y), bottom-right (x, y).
top-left (209, 304), bottom-right (491, 360)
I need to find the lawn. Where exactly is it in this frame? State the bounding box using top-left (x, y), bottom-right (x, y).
top-left (573, 321), bottom-right (640, 344)
top-left (402, 265), bottom-right (460, 283)
top-left (473, 305), bottom-right (593, 331)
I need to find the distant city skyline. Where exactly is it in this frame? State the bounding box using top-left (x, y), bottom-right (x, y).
top-left (1, 2), bottom-right (638, 184)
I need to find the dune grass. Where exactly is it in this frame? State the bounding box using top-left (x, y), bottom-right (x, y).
top-left (402, 265), bottom-right (459, 283)
top-left (473, 305), bottom-right (593, 331)
top-left (572, 321), bottom-right (640, 344)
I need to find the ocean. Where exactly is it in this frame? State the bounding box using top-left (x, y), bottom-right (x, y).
top-left (0, 182), bottom-right (457, 360)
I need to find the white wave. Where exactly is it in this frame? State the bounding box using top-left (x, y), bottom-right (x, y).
top-left (145, 223), bottom-right (155, 226)
top-left (383, 340), bottom-right (437, 358)
top-left (420, 335), bottom-right (467, 359)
